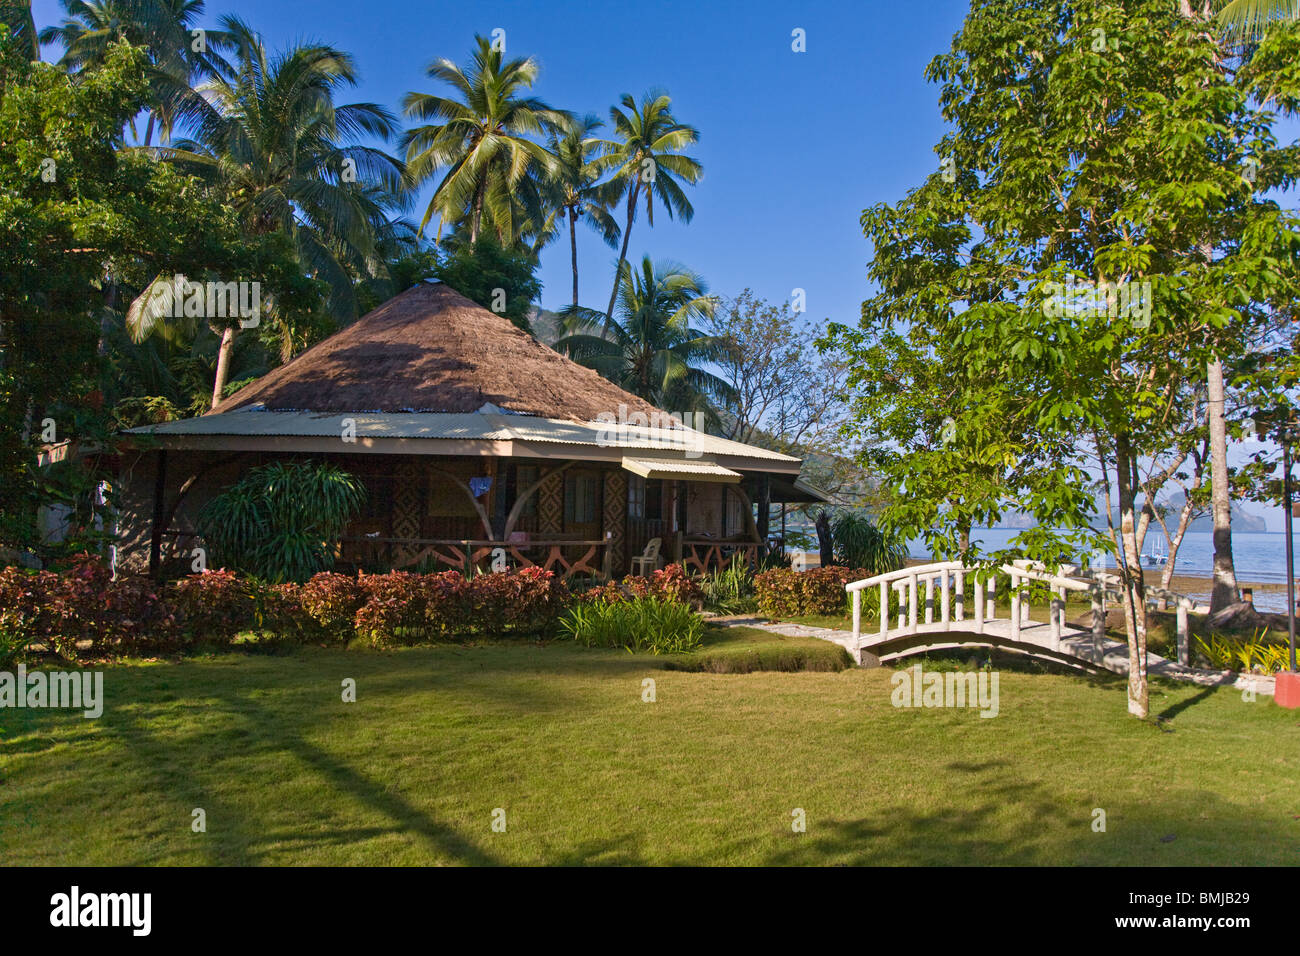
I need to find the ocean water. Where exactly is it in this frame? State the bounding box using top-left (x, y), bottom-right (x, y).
top-left (910, 528), bottom-right (1299, 611)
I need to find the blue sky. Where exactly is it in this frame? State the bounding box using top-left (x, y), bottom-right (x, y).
top-left (31, 0), bottom-right (1300, 530)
top-left (33, 0), bottom-right (971, 324)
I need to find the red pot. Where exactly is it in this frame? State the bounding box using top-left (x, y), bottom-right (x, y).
top-left (1276, 671), bottom-right (1300, 710)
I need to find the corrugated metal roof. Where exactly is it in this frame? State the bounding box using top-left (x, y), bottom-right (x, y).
top-left (621, 457), bottom-right (742, 482)
top-left (127, 410), bottom-right (801, 463)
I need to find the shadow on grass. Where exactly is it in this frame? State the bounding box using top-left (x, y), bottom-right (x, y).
top-left (752, 761), bottom-right (1300, 866)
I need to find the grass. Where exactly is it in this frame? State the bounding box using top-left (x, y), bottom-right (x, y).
top-left (665, 625), bottom-right (853, 673)
top-left (1, 630), bottom-right (1298, 866)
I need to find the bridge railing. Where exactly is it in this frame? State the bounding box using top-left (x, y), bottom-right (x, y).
top-left (845, 561), bottom-right (1195, 664)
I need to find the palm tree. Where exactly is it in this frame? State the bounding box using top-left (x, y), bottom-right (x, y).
top-left (39, 0), bottom-right (233, 145)
top-left (555, 257), bottom-right (735, 418)
top-left (542, 114), bottom-right (621, 306)
top-left (401, 35), bottom-right (570, 245)
top-left (141, 16), bottom-right (406, 407)
top-left (592, 92), bottom-right (702, 320)
top-left (1215, 0), bottom-right (1300, 39)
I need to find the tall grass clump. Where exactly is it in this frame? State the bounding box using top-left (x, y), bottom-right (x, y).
top-left (560, 596), bottom-right (703, 654)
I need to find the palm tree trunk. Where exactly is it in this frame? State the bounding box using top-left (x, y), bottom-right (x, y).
top-left (210, 325), bottom-right (237, 412)
top-left (569, 209), bottom-right (580, 307)
top-left (605, 184), bottom-right (639, 320)
top-left (144, 113), bottom-right (155, 148)
top-left (470, 177), bottom-right (485, 245)
top-left (1207, 356), bottom-right (1240, 612)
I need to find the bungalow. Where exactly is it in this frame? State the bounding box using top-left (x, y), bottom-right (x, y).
top-left (116, 282), bottom-right (825, 581)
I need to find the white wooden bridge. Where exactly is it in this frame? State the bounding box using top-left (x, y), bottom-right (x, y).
top-left (844, 560), bottom-right (1203, 679)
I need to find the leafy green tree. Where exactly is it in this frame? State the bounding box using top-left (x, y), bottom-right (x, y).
top-left (151, 16), bottom-right (405, 404)
top-left (0, 34), bottom-right (315, 552)
top-left (825, 0), bottom-right (1300, 718)
top-left (556, 256), bottom-right (733, 417)
top-left (592, 92), bottom-right (702, 320)
top-left (39, 0), bottom-right (233, 145)
top-left (401, 34), bottom-right (569, 245)
top-left (432, 236), bottom-right (542, 333)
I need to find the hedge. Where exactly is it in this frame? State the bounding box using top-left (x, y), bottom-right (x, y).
top-left (0, 555), bottom-right (575, 663)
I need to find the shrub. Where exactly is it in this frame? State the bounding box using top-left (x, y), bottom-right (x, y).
top-left (298, 572), bottom-right (365, 643)
top-left (830, 512), bottom-right (908, 575)
top-left (94, 575), bottom-right (175, 656)
top-left (701, 562), bottom-right (757, 614)
top-left (0, 565), bottom-right (43, 666)
top-left (472, 566), bottom-right (568, 634)
top-left (196, 461), bottom-right (366, 583)
top-left (249, 581), bottom-right (318, 644)
top-left (170, 569), bottom-right (253, 646)
top-left (649, 564), bottom-right (704, 607)
top-left (754, 566), bottom-right (878, 618)
top-left (560, 596), bottom-right (703, 654)
top-left (355, 571), bottom-right (432, 647)
top-left (1196, 630), bottom-right (1294, 675)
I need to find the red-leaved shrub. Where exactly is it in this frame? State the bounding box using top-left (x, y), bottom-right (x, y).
top-left (170, 569), bottom-right (253, 645)
top-left (298, 572), bottom-right (365, 643)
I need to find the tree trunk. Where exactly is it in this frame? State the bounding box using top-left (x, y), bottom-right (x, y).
top-left (605, 183), bottom-right (639, 320)
top-left (1116, 435), bottom-right (1149, 718)
top-left (1207, 356), bottom-right (1239, 612)
top-left (1158, 496), bottom-right (1198, 608)
top-left (569, 209), bottom-right (580, 307)
top-left (815, 510), bottom-right (834, 569)
top-left (469, 177), bottom-right (485, 245)
top-left (210, 325), bottom-right (237, 412)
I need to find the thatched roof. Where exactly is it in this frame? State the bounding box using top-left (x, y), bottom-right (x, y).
top-left (212, 282), bottom-right (665, 422)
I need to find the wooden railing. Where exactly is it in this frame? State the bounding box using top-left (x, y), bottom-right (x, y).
top-left (845, 561), bottom-right (1196, 664)
top-left (680, 538), bottom-right (760, 575)
top-left (339, 536), bottom-right (607, 580)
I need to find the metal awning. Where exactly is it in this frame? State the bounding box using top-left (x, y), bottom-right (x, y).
top-left (621, 457), bottom-right (741, 483)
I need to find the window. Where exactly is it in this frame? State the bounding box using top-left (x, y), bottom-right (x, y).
top-left (627, 475), bottom-right (646, 519)
top-left (645, 479), bottom-right (663, 520)
top-left (564, 474), bottom-right (598, 526)
top-left (515, 465), bottom-right (539, 517)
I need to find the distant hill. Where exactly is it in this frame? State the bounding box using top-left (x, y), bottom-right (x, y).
top-left (529, 306), bottom-right (565, 347)
top-left (991, 500), bottom-right (1267, 533)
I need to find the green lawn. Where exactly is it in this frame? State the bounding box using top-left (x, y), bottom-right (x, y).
top-left (1, 628), bottom-right (1297, 865)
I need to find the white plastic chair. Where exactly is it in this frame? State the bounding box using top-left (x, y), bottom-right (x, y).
top-left (630, 537), bottom-right (662, 575)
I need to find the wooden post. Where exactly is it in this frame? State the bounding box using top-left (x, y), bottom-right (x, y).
top-left (955, 570), bottom-right (965, 621)
top-left (973, 571), bottom-right (985, 633)
top-left (756, 474), bottom-right (770, 552)
top-left (148, 449), bottom-right (167, 578)
top-left (1010, 571), bottom-right (1021, 642)
top-left (1177, 600), bottom-right (1189, 666)
top-left (852, 588), bottom-right (861, 643)
top-left (1091, 583), bottom-right (1106, 651)
top-left (940, 569), bottom-right (950, 624)
top-left (908, 574), bottom-right (918, 633)
top-left (879, 581), bottom-right (888, 638)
